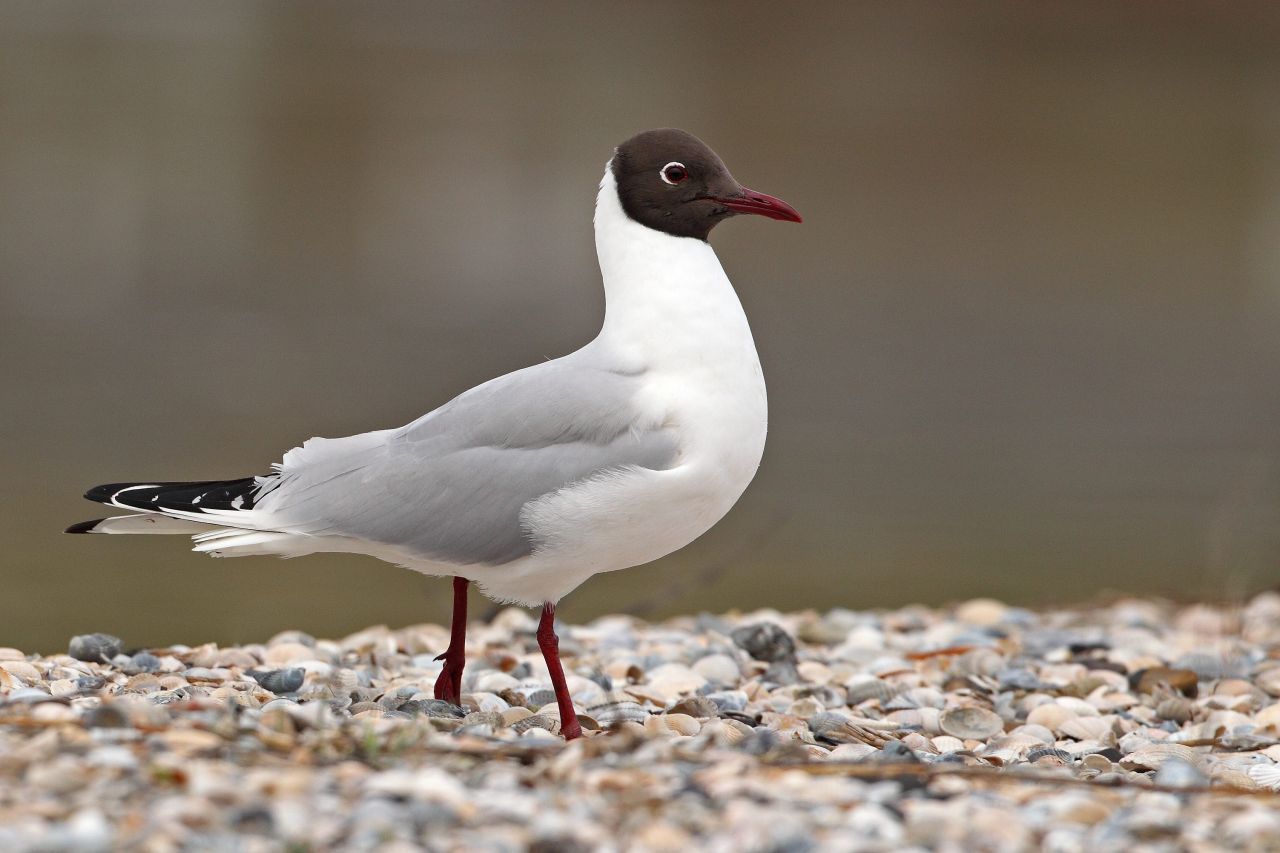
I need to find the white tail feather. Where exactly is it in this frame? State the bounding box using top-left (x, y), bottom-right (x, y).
top-left (83, 514), bottom-right (213, 535)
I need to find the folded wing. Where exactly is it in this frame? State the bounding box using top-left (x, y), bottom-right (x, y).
top-left (253, 359), bottom-right (678, 565)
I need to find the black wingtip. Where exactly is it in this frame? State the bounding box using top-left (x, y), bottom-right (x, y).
top-left (84, 484), bottom-right (117, 503)
top-left (65, 519), bottom-right (104, 534)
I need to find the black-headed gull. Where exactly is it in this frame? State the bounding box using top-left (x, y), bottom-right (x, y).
top-left (67, 128), bottom-right (802, 739)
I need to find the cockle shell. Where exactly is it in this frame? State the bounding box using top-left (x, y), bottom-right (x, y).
top-left (643, 713), bottom-right (700, 737)
top-left (940, 707), bottom-right (1004, 740)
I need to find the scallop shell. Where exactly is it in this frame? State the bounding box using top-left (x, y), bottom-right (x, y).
top-left (699, 718), bottom-right (750, 747)
top-left (644, 713), bottom-right (700, 737)
top-left (1058, 716), bottom-right (1113, 742)
top-left (1026, 747), bottom-right (1075, 763)
top-left (931, 735), bottom-right (966, 753)
top-left (1246, 764), bottom-right (1280, 791)
top-left (844, 678), bottom-right (898, 705)
top-left (940, 707), bottom-right (1004, 740)
top-left (512, 713), bottom-right (560, 735)
top-left (587, 700), bottom-right (647, 726)
top-left (1119, 742), bottom-right (1202, 771)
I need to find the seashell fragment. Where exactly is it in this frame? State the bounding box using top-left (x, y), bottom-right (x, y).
top-left (1133, 667), bottom-right (1198, 697)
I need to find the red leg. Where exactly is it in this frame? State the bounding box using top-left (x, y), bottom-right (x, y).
top-left (433, 577), bottom-right (469, 704)
top-left (536, 602), bottom-right (582, 740)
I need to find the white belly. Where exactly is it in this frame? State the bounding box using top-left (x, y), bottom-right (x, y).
top-left (467, 358), bottom-right (768, 606)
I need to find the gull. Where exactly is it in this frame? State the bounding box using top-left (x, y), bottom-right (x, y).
top-left (67, 128), bottom-right (801, 739)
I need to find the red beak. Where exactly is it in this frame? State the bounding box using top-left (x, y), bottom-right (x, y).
top-left (711, 187), bottom-right (803, 223)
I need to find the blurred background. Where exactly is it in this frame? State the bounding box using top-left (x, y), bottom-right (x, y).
top-left (3, 1), bottom-right (1279, 651)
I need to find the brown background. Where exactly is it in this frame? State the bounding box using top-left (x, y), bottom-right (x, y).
top-left (3, 1), bottom-right (1279, 651)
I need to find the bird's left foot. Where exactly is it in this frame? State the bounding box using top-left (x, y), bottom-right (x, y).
top-left (432, 650), bottom-right (465, 706)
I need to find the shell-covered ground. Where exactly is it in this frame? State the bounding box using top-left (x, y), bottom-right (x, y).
top-left (2, 596), bottom-right (1280, 851)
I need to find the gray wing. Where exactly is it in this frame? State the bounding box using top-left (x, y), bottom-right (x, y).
top-left (254, 360), bottom-right (677, 565)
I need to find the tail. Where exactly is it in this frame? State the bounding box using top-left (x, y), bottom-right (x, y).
top-left (65, 476), bottom-right (323, 559)
top-left (66, 478), bottom-right (262, 537)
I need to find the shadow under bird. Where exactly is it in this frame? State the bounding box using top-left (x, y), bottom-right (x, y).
top-left (67, 128), bottom-right (801, 739)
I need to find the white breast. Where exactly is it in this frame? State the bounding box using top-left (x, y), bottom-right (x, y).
top-left (467, 167), bottom-right (767, 605)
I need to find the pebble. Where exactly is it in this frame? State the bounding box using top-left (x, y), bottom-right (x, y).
top-left (692, 653), bottom-right (740, 685)
top-left (67, 633), bottom-right (122, 663)
top-left (0, 596), bottom-right (1276, 848)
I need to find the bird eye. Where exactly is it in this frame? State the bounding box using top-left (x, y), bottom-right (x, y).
top-left (660, 162), bottom-right (689, 185)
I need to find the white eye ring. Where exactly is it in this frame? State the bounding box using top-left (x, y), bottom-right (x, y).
top-left (660, 162), bottom-right (689, 185)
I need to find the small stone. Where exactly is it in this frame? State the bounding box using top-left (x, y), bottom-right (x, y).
top-left (249, 668), bottom-right (305, 694)
top-left (730, 622), bottom-right (795, 663)
top-left (68, 633), bottom-right (123, 663)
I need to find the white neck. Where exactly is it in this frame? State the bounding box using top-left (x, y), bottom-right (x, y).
top-left (591, 165), bottom-right (757, 370)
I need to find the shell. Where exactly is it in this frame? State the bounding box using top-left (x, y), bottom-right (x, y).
top-left (698, 718), bottom-right (750, 747)
top-left (588, 700), bottom-right (648, 726)
top-left (949, 648), bottom-right (1005, 679)
top-left (667, 696), bottom-right (718, 718)
top-left (500, 707), bottom-right (533, 727)
top-left (809, 713), bottom-right (896, 747)
top-left (1119, 742), bottom-right (1202, 771)
top-left (1155, 697), bottom-right (1195, 723)
top-left (512, 714), bottom-right (560, 735)
top-left (1247, 764), bottom-right (1280, 791)
top-left (844, 678), bottom-right (898, 705)
top-left (931, 735), bottom-right (966, 753)
top-left (1134, 666), bottom-right (1199, 697)
top-left (1025, 702), bottom-right (1077, 732)
top-left (1255, 702), bottom-right (1280, 732)
top-left (644, 713), bottom-right (701, 737)
top-left (1058, 716), bottom-right (1113, 742)
top-left (940, 706), bottom-right (1004, 740)
top-left (1256, 667), bottom-right (1280, 698)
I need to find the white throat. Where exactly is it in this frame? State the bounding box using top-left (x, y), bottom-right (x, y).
top-left (591, 165), bottom-right (758, 372)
